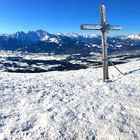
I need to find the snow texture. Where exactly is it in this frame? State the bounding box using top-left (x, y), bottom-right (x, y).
top-left (0, 60), bottom-right (140, 140)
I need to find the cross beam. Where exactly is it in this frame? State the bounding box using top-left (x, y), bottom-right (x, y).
top-left (81, 5), bottom-right (122, 82)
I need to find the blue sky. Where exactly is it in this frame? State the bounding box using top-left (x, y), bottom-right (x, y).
top-left (0, 0), bottom-right (140, 35)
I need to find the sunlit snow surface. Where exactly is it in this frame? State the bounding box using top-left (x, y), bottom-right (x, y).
top-left (0, 57), bottom-right (140, 140)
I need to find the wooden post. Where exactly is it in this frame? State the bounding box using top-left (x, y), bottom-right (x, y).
top-left (80, 4), bottom-right (121, 82)
top-left (101, 31), bottom-right (109, 82)
top-left (100, 5), bottom-right (109, 81)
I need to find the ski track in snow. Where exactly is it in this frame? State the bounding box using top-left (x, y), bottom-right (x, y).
top-left (0, 60), bottom-right (140, 140)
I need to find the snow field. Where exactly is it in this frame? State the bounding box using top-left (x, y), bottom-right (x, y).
top-left (0, 60), bottom-right (140, 140)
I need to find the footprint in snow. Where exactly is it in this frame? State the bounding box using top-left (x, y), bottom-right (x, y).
top-left (47, 107), bottom-right (54, 112)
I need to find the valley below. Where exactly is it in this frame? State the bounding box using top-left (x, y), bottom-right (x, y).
top-left (0, 50), bottom-right (140, 73)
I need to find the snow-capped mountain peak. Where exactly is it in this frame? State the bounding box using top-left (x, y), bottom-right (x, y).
top-left (66, 33), bottom-right (81, 38)
top-left (126, 34), bottom-right (140, 40)
top-left (0, 30), bottom-right (140, 54)
top-left (53, 32), bottom-right (64, 36)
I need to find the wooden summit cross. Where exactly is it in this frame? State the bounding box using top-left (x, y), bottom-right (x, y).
top-left (81, 5), bottom-right (122, 82)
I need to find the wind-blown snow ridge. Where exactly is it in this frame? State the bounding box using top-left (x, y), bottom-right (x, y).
top-left (0, 60), bottom-right (140, 140)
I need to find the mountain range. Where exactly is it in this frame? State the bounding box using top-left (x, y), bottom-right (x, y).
top-left (0, 30), bottom-right (140, 54)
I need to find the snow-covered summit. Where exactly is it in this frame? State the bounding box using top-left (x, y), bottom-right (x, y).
top-left (0, 59), bottom-right (140, 139)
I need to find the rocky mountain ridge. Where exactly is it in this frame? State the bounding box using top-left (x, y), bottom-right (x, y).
top-left (0, 30), bottom-right (140, 54)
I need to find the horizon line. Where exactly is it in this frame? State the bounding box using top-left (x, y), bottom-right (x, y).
top-left (0, 29), bottom-right (139, 36)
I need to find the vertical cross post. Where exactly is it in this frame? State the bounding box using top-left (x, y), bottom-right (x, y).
top-left (80, 4), bottom-right (122, 82)
top-left (100, 5), bottom-right (109, 81)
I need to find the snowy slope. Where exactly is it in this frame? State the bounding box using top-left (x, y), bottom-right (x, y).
top-left (0, 60), bottom-right (140, 140)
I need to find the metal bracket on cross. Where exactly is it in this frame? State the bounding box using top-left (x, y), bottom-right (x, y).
top-left (80, 5), bottom-right (122, 82)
